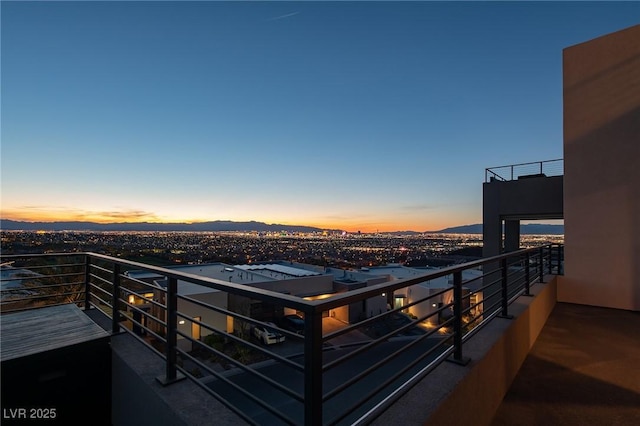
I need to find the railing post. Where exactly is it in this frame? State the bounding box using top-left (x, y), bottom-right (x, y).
top-left (547, 245), bottom-right (553, 276)
top-left (538, 246), bottom-right (545, 283)
top-left (84, 255), bottom-right (91, 311)
top-left (304, 309), bottom-right (323, 425)
top-left (166, 276), bottom-right (178, 382)
top-left (112, 263), bottom-right (121, 333)
top-left (157, 276), bottom-right (184, 385)
top-left (524, 251), bottom-right (531, 296)
top-left (558, 244), bottom-right (564, 275)
top-left (499, 258), bottom-right (513, 318)
top-left (448, 271), bottom-right (470, 365)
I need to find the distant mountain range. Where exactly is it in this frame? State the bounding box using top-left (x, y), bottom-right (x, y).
top-left (434, 223), bottom-right (564, 235)
top-left (0, 219), bottom-right (329, 233)
top-left (1, 219), bottom-right (563, 235)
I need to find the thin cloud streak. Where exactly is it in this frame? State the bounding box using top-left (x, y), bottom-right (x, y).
top-left (266, 11), bottom-right (300, 22)
top-left (2, 206), bottom-right (161, 223)
top-left (79, 210), bottom-right (159, 221)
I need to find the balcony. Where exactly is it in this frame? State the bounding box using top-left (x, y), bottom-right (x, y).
top-left (1, 247), bottom-right (564, 425)
top-left (492, 302), bottom-right (640, 425)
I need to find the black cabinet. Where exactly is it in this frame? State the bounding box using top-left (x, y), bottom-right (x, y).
top-left (1, 305), bottom-right (111, 425)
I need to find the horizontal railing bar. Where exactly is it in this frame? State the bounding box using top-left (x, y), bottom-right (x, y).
top-left (460, 303), bottom-right (478, 318)
top-left (0, 300), bottom-right (83, 314)
top-left (171, 356), bottom-right (262, 426)
top-left (324, 309), bottom-right (455, 374)
top-left (323, 288), bottom-right (451, 343)
top-left (348, 342), bottom-right (456, 426)
top-left (177, 293), bottom-right (258, 324)
top-left (90, 293), bottom-right (113, 311)
top-left (120, 302), bottom-right (167, 328)
top-left (176, 315), bottom-right (304, 372)
top-left (175, 342), bottom-right (301, 425)
top-left (176, 330), bottom-right (304, 401)
top-left (87, 252), bottom-right (315, 311)
top-left (461, 304), bottom-right (505, 344)
top-left (0, 281), bottom-right (85, 296)
top-left (482, 285), bottom-right (504, 303)
top-left (0, 289), bottom-right (83, 305)
top-left (485, 158), bottom-right (563, 171)
top-left (507, 288), bottom-right (526, 305)
top-left (471, 279), bottom-right (501, 294)
top-left (485, 159), bottom-right (563, 182)
top-left (119, 298), bottom-right (167, 329)
top-left (312, 246), bottom-right (551, 313)
top-left (4, 246), bottom-right (554, 315)
top-left (460, 311), bottom-right (483, 328)
top-left (87, 301), bottom-right (113, 319)
top-left (89, 272), bottom-right (113, 286)
top-left (89, 282), bottom-right (113, 298)
top-left (327, 335), bottom-right (454, 425)
top-left (0, 261), bottom-right (85, 272)
top-left (112, 315), bottom-right (168, 358)
top-left (323, 304), bottom-right (435, 344)
top-left (506, 268), bottom-right (525, 279)
top-left (178, 312), bottom-right (304, 372)
top-left (0, 272), bottom-right (83, 285)
top-left (461, 273), bottom-right (484, 286)
top-left (89, 262), bottom-right (112, 275)
top-left (119, 273), bottom-right (167, 290)
top-left (1, 253), bottom-right (83, 260)
top-left (176, 318), bottom-right (303, 374)
top-left (120, 286), bottom-right (166, 311)
top-left (1, 279), bottom-right (84, 291)
top-left (120, 312), bottom-right (167, 343)
top-left (323, 325), bottom-right (451, 401)
top-left (481, 297), bottom-right (504, 317)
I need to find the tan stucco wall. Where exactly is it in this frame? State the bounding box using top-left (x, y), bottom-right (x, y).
top-left (561, 24), bottom-right (640, 311)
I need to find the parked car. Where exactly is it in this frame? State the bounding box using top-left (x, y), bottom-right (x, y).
top-left (279, 315), bottom-right (305, 335)
top-left (252, 322), bottom-right (285, 345)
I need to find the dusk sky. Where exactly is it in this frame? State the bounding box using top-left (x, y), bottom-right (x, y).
top-left (2, 1), bottom-right (638, 232)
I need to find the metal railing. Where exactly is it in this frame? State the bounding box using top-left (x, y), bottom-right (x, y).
top-left (1, 245), bottom-right (563, 425)
top-left (485, 159), bottom-right (563, 182)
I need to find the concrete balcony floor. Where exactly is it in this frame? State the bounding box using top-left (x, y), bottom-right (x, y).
top-left (491, 302), bottom-right (640, 425)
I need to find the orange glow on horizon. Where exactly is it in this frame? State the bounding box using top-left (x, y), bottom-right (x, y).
top-left (1, 210), bottom-right (164, 224)
top-left (1, 210), bottom-right (461, 233)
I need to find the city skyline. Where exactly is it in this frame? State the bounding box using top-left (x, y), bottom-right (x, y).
top-left (2, 1), bottom-right (638, 232)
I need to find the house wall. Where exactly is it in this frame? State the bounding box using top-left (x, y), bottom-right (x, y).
top-left (407, 285), bottom-right (440, 323)
top-left (366, 293), bottom-right (388, 318)
top-left (177, 291), bottom-right (228, 339)
top-left (561, 24), bottom-right (640, 311)
top-left (364, 276), bottom-right (393, 319)
top-left (332, 304), bottom-right (350, 323)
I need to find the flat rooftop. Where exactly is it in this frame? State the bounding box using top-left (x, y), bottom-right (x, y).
top-left (234, 263), bottom-right (322, 279)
